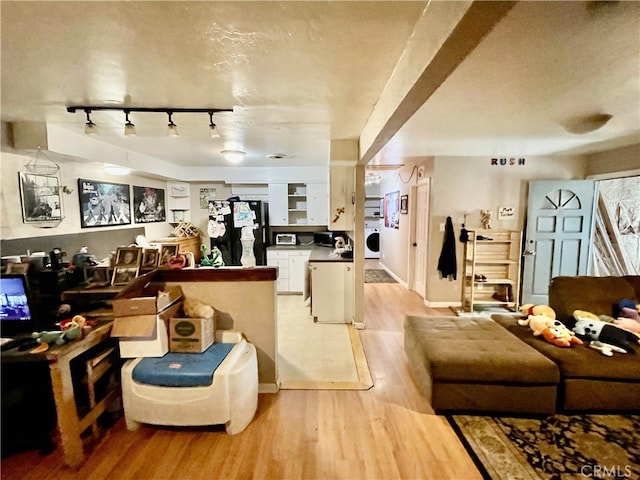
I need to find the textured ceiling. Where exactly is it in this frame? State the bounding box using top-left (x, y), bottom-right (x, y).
top-left (1, 1), bottom-right (639, 175)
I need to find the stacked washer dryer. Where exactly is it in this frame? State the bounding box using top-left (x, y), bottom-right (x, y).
top-left (364, 185), bottom-right (381, 259)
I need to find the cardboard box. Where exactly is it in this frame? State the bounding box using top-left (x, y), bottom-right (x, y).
top-left (112, 280), bottom-right (183, 318)
top-left (169, 316), bottom-right (214, 353)
top-left (111, 276), bottom-right (184, 357)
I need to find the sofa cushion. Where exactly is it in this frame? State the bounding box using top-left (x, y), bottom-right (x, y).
top-left (492, 314), bottom-right (640, 382)
top-left (548, 276), bottom-right (636, 322)
top-left (404, 316), bottom-right (559, 384)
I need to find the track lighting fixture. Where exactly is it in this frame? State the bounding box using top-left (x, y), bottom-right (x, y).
top-left (84, 109), bottom-right (97, 135)
top-left (67, 105), bottom-right (233, 138)
top-left (167, 112), bottom-right (179, 137)
top-left (209, 111), bottom-right (220, 138)
top-left (124, 110), bottom-right (136, 136)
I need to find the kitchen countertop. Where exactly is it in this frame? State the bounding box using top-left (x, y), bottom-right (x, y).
top-left (267, 245), bottom-right (353, 262)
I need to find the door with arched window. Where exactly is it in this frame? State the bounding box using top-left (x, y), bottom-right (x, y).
top-left (521, 180), bottom-right (596, 305)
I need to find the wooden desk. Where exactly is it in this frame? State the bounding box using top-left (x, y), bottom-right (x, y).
top-left (7, 322), bottom-right (118, 468)
top-left (46, 321), bottom-right (117, 468)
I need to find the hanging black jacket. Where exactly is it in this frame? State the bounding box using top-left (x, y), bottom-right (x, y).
top-left (437, 216), bottom-right (457, 280)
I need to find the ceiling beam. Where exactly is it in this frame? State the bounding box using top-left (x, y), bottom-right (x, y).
top-left (359, 1), bottom-right (517, 165)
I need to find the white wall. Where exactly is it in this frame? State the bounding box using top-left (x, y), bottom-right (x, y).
top-left (1, 151), bottom-right (174, 242)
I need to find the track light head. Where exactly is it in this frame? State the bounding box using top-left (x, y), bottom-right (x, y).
top-left (84, 109), bottom-right (97, 135)
top-left (209, 111), bottom-right (220, 138)
top-left (124, 110), bottom-right (137, 136)
top-left (167, 112), bottom-right (179, 137)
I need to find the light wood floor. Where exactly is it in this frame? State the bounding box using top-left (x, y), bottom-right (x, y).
top-left (1, 283), bottom-right (480, 480)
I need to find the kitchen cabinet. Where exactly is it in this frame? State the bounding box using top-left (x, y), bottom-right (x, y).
top-left (266, 249), bottom-right (311, 293)
top-left (288, 250), bottom-right (311, 293)
top-left (268, 183), bottom-right (327, 226)
top-left (461, 230), bottom-right (522, 313)
top-left (310, 261), bottom-right (353, 323)
top-left (329, 166), bottom-right (355, 231)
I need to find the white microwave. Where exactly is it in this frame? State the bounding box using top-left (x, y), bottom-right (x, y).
top-left (275, 233), bottom-right (297, 246)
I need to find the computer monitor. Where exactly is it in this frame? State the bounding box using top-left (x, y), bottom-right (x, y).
top-left (0, 273), bottom-right (37, 337)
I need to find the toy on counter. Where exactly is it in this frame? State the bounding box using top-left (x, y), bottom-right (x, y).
top-left (199, 244), bottom-right (225, 267)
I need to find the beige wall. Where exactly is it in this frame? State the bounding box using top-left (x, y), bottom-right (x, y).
top-left (164, 279), bottom-right (278, 392)
top-left (585, 144), bottom-right (640, 177)
top-left (378, 159), bottom-right (434, 283)
top-left (379, 155), bottom-right (590, 305)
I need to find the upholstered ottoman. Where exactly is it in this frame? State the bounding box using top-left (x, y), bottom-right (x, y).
top-left (404, 316), bottom-right (560, 415)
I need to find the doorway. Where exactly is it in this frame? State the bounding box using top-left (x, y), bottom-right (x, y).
top-left (408, 179), bottom-right (430, 299)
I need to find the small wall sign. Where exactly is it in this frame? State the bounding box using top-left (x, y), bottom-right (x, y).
top-left (498, 206), bottom-right (514, 220)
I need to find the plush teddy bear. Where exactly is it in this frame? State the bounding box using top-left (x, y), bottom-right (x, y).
top-left (183, 297), bottom-right (214, 320)
top-left (518, 314), bottom-right (553, 336)
top-left (519, 304), bottom-right (556, 319)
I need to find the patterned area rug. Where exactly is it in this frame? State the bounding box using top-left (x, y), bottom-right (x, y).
top-left (448, 414), bottom-right (640, 480)
top-left (364, 269), bottom-right (397, 283)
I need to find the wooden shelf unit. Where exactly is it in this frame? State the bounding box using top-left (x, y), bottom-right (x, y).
top-left (461, 229), bottom-right (522, 312)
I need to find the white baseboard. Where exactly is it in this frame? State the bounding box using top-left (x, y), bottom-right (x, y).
top-left (425, 301), bottom-right (461, 308)
top-left (353, 321), bottom-right (366, 330)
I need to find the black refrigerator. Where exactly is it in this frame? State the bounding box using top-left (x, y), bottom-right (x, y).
top-left (208, 200), bottom-right (268, 266)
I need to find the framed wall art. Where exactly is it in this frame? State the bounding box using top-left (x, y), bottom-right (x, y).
top-left (133, 186), bottom-right (166, 223)
top-left (384, 191), bottom-right (400, 229)
top-left (78, 179), bottom-right (131, 228)
top-left (199, 187), bottom-right (217, 209)
top-left (400, 195), bottom-right (409, 214)
top-left (19, 172), bottom-right (64, 225)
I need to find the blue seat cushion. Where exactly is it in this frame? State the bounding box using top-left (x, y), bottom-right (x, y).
top-left (132, 343), bottom-right (235, 387)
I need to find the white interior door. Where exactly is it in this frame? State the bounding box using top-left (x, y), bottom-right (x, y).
top-left (411, 180), bottom-right (430, 298)
top-left (521, 180), bottom-right (595, 305)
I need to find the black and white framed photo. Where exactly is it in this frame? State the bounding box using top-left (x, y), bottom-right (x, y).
top-left (111, 266), bottom-right (138, 286)
top-left (114, 246), bottom-right (142, 267)
top-left (159, 244), bottom-right (179, 267)
top-left (78, 178), bottom-right (131, 228)
top-left (141, 248), bottom-right (160, 268)
top-left (133, 186), bottom-right (166, 223)
top-left (400, 195), bottom-right (409, 214)
top-left (19, 172), bottom-right (63, 224)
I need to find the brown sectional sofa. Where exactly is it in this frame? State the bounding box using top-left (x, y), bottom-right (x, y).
top-left (405, 276), bottom-right (640, 415)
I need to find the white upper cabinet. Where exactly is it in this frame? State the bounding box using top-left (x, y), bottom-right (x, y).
top-left (268, 182), bottom-right (327, 226)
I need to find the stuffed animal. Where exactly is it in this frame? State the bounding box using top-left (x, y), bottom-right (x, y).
top-left (540, 322), bottom-right (583, 347)
top-left (519, 314), bottom-right (583, 347)
top-left (519, 304), bottom-right (556, 319)
top-left (183, 298), bottom-right (214, 320)
top-left (573, 318), bottom-right (640, 353)
top-left (518, 314), bottom-right (554, 336)
top-left (573, 310), bottom-right (600, 322)
top-left (589, 341), bottom-right (627, 357)
top-left (32, 315), bottom-right (87, 350)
